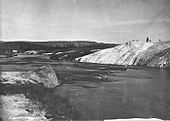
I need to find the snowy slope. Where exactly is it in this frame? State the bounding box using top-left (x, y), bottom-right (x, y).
top-left (76, 40), bottom-right (170, 68)
top-left (0, 94), bottom-right (47, 121)
top-left (105, 118), bottom-right (163, 121)
top-left (135, 41), bottom-right (170, 66)
top-left (145, 48), bottom-right (170, 68)
top-left (76, 40), bottom-right (154, 65)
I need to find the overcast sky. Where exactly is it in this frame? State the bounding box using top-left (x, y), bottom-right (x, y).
top-left (1, 0), bottom-right (170, 43)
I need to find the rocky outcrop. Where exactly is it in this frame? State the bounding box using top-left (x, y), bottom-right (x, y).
top-left (0, 65), bottom-right (61, 121)
top-left (76, 41), bottom-right (170, 68)
top-left (135, 41), bottom-right (170, 66)
top-left (145, 48), bottom-right (170, 68)
top-left (31, 65), bottom-right (59, 88)
top-left (1, 65), bottom-right (59, 88)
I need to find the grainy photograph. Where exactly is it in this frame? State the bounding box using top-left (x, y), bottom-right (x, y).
top-left (0, 0), bottom-right (170, 121)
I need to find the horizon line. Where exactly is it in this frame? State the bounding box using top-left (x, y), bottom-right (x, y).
top-left (0, 39), bottom-right (115, 44)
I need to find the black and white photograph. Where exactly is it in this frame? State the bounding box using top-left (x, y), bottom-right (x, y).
top-left (0, 0), bottom-right (170, 120)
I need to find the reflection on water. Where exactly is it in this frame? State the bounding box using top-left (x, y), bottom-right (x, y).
top-left (56, 66), bottom-right (170, 120)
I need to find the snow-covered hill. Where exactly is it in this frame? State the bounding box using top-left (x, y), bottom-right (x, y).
top-left (76, 40), bottom-right (154, 65)
top-left (76, 40), bottom-right (170, 68)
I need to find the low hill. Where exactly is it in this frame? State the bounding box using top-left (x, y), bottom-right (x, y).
top-left (0, 41), bottom-right (116, 54)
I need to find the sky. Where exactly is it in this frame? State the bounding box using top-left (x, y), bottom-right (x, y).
top-left (0, 0), bottom-right (170, 43)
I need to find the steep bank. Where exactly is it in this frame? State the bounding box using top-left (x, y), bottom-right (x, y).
top-left (0, 94), bottom-right (47, 121)
top-left (0, 64), bottom-right (80, 120)
top-left (76, 41), bottom-right (170, 68)
top-left (76, 40), bottom-right (154, 65)
top-left (135, 41), bottom-right (170, 67)
top-left (145, 48), bottom-right (170, 68)
top-left (0, 65), bottom-right (58, 121)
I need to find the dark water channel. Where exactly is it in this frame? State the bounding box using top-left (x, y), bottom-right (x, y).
top-left (54, 63), bottom-right (170, 120)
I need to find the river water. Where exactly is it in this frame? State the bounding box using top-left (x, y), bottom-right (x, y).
top-left (54, 63), bottom-right (170, 120)
top-left (1, 59), bottom-right (170, 120)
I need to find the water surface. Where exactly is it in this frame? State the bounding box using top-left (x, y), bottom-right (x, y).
top-left (1, 59), bottom-right (170, 120)
top-left (54, 63), bottom-right (170, 120)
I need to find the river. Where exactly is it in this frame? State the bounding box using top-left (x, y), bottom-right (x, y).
top-left (1, 59), bottom-right (170, 120)
top-left (54, 62), bottom-right (170, 120)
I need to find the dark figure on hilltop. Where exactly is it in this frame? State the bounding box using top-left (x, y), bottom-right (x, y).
top-left (146, 37), bottom-right (152, 42)
top-left (146, 37), bottom-right (149, 42)
top-left (159, 39), bottom-right (161, 42)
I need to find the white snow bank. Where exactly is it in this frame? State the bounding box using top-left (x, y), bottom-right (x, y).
top-left (55, 52), bottom-right (63, 55)
top-left (105, 118), bottom-right (163, 121)
top-left (134, 41), bottom-right (170, 65)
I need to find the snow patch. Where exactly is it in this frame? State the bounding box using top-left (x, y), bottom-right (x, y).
top-left (105, 118), bottom-right (163, 121)
top-left (55, 52), bottom-right (63, 55)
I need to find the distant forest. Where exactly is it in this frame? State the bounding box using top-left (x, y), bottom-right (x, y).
top-left (0, 41), bottom-right (117, 54)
